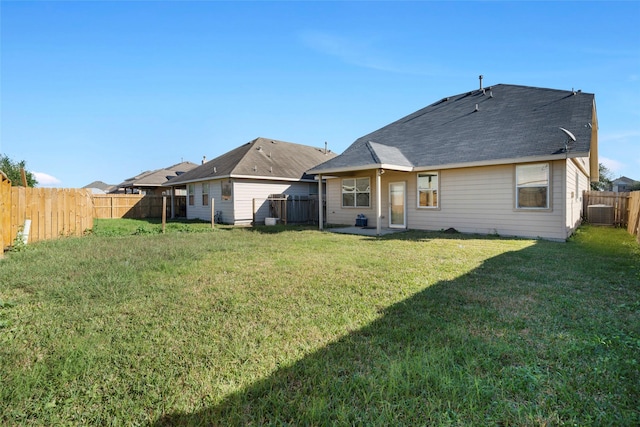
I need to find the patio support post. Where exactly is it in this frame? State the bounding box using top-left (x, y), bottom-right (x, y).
top-left (318, 174), bottom-right (323, 230)
top-left (376, 169), bottom-right (382, 236)
top-left (170, 188), bottom-right (175, 219)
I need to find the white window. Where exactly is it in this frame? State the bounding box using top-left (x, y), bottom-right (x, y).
top-left (417, 172), bottom-right (439, 208)
top-left (188, 184), bottom-right (195, 206)
top-left (516, 163), bottom-right (549, 209)
top-left (221, 181), bottom-right (232, 201)
top-left (202, 183), bottom-right (209, 206)
top-left (342, 177), bottom-right (370, 208)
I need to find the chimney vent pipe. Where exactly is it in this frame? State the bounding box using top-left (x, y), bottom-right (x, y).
top-left (479, 75), bottom-right (483, 90)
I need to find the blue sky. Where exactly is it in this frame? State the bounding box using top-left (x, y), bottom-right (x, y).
top-left (2, 1), bottom-right (639, 187)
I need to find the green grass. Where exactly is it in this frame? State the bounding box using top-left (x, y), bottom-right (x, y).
top-left (1, 221), bottom-right (638, 426)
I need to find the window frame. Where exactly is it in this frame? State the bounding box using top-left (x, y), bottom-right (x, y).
top-left (341, 177), bottom-right (370, 208)
top-left (221, 181), bottom-right (232, 201)
top-left (202, 183), bottom-right (209, 206)
top-left (417, 171), bottom-right (439, 209)
top-left (188, 184), bottom-right (195, 206)
top-left (515, 163), bottom-right (551, 210)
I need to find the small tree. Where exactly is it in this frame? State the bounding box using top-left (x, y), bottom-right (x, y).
top-left (0, 154), bottom-right (38, 187)
top-left (591, 163), bottom-right (612, 191)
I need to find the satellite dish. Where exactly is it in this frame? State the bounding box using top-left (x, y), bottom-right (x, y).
top-left (559, 127), bottom-right (576, 142)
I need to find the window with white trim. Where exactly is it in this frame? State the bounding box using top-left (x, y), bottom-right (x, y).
top-left (342, 177), bottom-right (370, 208)
top-left (202, 183), bottom-right (209, 206)
top-left (516, 163), bottom-right (549, 209)
top-left (417, 172), bottom-right (439, 208)
top-left (188, 184), bottom-right (195, 206)
top-left (221, 181), bottom-right (232, 201)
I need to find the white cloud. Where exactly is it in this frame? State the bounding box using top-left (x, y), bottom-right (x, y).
top-left (33, 172), bottom-right (62, 187)
top-left (299, 30), bottom-right (436, 75)
top-left (600, 156), bottom-right (626, 174)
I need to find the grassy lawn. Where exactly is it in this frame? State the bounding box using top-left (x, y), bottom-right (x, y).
top-left (1, 220), bottom-right (638, 426)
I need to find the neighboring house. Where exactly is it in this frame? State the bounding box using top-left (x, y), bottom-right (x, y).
top-left (165, 137), bottom-right (336, 224)
top-left (308, 83), bottom-right (599, 241)
top-left (82, 180), bottom-right (117, 194)
top-left (117, 161), bottom-right (198, 195)
top-left (611, 176), bottom-right (638, 192)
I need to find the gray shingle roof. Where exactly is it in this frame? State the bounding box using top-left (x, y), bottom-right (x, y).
top-left (166, 137), bottom-right (336, 185)
top-left (309, 84), bottom-right (596, 174)
top-left (119, 161), bottom-right (198, 188)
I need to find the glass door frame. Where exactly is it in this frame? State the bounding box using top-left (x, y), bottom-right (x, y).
top-left (389, 181), bottom-right (406, 229)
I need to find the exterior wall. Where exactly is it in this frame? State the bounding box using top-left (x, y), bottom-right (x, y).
top-left (186, 179), bottom-right (316, 224)
top-left (325, 160), bottom-right (573, 240)
top-left (325, 171), bottom-right (378, 227)
top-left (233, 180), bottom-right (313, 225)
top-left (186, 180), bottom-right (227, 221)
top-left (566, 157), bottom-right (590, 236)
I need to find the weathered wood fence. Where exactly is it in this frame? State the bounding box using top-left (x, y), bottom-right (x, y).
top-left (583, 190), bottom-right (640, 242)
top-left (583, 191), bottom-right (630, 227)
top-left (0, 184), bottom-right (94, 251)
top-left (266, 195), bottom-right (323, 225)
top-left (627, 191), bottom-right (640, 243)
top-left (92, 194), bottom-right (166, 219)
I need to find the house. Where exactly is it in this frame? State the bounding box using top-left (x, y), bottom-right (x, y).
top-left (117, 161), bottom-right (198, 195)
top-left (165, 137), bottom-right (336, 224)
top-left (611, 176), bottom-right (638, 193)
top-left (308, 82), bottom-right (598, 241)
top-left (82, 180), bottom-right (117, 194)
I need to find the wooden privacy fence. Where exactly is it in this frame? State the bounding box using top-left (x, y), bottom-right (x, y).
top-left (583, 191), bottom-right (630, 227)
top-left (583, 190), bottom-right (640, 242)
top-left (0, 173), bottom-right (11, 251)
top-left (627, 191), bottom-right (640, 242)
top-left (265, 195), bottom-right (323, 225)
top-left (1, 186), bottom-right (94, 251)
top-left (92, 194), bottom-right (168, 219)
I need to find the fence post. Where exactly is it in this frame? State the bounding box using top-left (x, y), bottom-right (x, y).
top-left (211, 198), bottom-right (215, 229)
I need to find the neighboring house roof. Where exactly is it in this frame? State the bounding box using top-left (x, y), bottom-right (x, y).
top-left (166, 137), bottom-right (337, 185)
top-left (82, 180), bottom-right (116, 193)
top-left (309, 84), bottom-right (596, 174)
top-left (118, 161), bottom-right (198, 189)
top-left (612, 176), bottom-right (637, 185)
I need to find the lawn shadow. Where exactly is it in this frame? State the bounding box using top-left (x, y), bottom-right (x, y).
top-left (152, 236), bottom-right (636, 426)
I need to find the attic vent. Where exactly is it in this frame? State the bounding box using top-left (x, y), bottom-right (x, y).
top-left (257, 146), bottom-right (263, 151)
top-left (271, 140), bottom-right (277, 144)
top-left (587, 204), bottom-right (614, 225)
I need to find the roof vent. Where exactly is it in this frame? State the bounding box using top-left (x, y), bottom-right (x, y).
top-left (489, 91), bottom-right (494, 98)
top-left (257, 146), bottom-right (263, 151)
top-left (475, 103), bottom-right (479, 112)
top-left (202, 156), bottom-right (207, 165)
top-left (479, 74), bottom-right (483, 90)
top-left (213, 167), bottom-right (217, 173)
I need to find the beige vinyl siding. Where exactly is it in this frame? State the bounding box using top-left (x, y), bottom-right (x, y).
top-left (325, 161), bottom-right (572, 240)
top-left (233, 180), bottom-right (314, 225)
top-left (565, 157), bottom-right (590, 236)
top-left (326, 172), bottom-right (378, 227)
top-left (186, 179), bottom-right (228, 221)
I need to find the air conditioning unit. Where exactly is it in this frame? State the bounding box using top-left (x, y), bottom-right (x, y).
top-left (588, 204), bottom-right (614, 225)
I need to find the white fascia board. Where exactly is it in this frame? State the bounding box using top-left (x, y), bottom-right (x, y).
top-left (413, 152), bottom-right (590, 172)
top-left (166, 175), bottom-right (232, 186)
top-left (308, 163), bottom-right (412, 175)
top-left (229, 174), bottom-right (314, 182)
